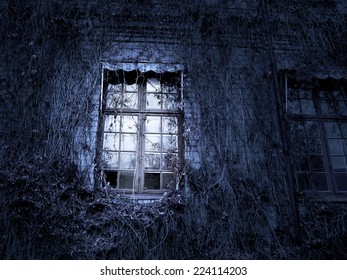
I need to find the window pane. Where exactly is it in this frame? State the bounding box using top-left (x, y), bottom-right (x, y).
top-left (325, 122), bottom-right (341, 138)
top-left (287, 99), bottom-right (300, 114)
top-left (301, 99), bottom-right (315, 114)
top-left (146, 78), bottom-right (160, 92)
top-left (297, 172), bottom-right (328, 191)
top-left (103, 133), bottom-right (119, 151)
top-left (103, 171), bottom-right (118, 188)
top-left (335, 174), bottom-right (347, 191)
top-left (122, 92), bottom-right (138, 108)
top-left (320, 99), bottom-right (336, 115)
top-left (309, 155), bottom-right (325, 172)
top-left (305, 121), bottom-right (320, 137)
top-left (104, 115), bottom-right (119, 132)
top-left (331, 156), bottom-right (347, 172)
top-left (162, 94), bottom-right (177, 110)
top-left (121, 115), bottom-right (138, 132)
top-left (106, 84), bottom-right (122, 108)
top-left (146, 116), bottom-right (161, 133)
top-left (162, 173), bottom-right (175, 189)
top-left (329, 139), bottom-right (343, 155)
top-left (119, 152), bottom-right (136, 169)
top-left (162, 135), bottom-right (177, 150)
top-left (162, 83), bottom-right (178, 94)
top-left (162, 117), bottom-right (178, 134)
top-left (144, 153), bottom-right (160, 169)
top-left (163, 152), bottom-right (178, 170)
top-left (144, 173), bottom-right (160, 189)
top-left (124, 83), bottom-right (137, 92)
top-left (341, 123), bottom-right (347, 138)
top-left (102, 151), bottom-right (119, 169)
top-left (306, 138), bottom-right (322, 154)
top-left (118, 171), bottom-right (135, 189)
top-left (120, 134), bottom-right (137, 151)
top-left (146, 93), bottom-right (161, 109)
top-left (145, 135), bottom-right (161, 151)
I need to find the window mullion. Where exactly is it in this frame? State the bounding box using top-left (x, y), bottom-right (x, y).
top-left (137, 82), bottom-right (146, 192)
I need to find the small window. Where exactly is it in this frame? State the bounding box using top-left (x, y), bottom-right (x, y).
top-left (286, 76), bottom-right (347, 196)
top-left (98, 66), bottom-right (183, 193)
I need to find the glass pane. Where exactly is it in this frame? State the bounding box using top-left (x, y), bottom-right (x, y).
top-left (306, 138), bottom-right (322, 154)
top-left (146, 78), bottom-right (161, 92)
top-left (163, 152), bottom-right (178, 170)
top-left (297, 172), bottom-right (328, 191)
top-left (325, 122), bottom-right (341, 138)
top-left (102, 151), bottom-right (119, 169)
top-left (146, 116), bottom-right (161, 133)
top-left (106, 84), bottom-right (122, 108)
top-left (104, 115), bottom-right (119, 132)
top-left (331, 156), bottom-right (347, 172)
top-left (305, 121), bottom-right (320, 137)
top-left (162, 173), bottom-right (175, 189)
top-left (122, 92), bottom-right (138, 108)
top-left (121, 115), bottom-right (138, 132)
top-left (162, 117), bottom-right (178, 134)
top-left (320, 100), bottom-right (336, 115)
top-left (144, 173), bottom-right (160, 189)
top-left (145, 135), bottom-right (161, 151)
top-left (341, 123), bottom-right (347, 138)
top-left (103, 171), bottom-right (118, 188)
top-left (162, 94), bottom-right (176, 110)
top-left (118, 171), bottom-right (135, 189)
top-left (300, 99), bottom-right (315, 114)
top-left (338, 102), bottom-right (347, 116)
top-left (335, 174), bottom-right (347, 191)
top-left (343, 140), bottom-right (347, 154)
top-left (162, 83), bottom-right (178, 94)
top-left (144, 153), bottom-right (160, 169)
top-left (309, 155), bottom-right (325, 172)
top-left (162, 135), bottom-right (177, 150)
top-left (120, 134), bottom-right (137, 151)
top-left (119, 152), bottom-right (136, 169)
top-left (103, 133), bottom-right (119, 151)
top-left (298, 89), bottom-right (311, 99)
top-left (328, 139), bottom-right (343, 155)
top-left (146, 93), bottom-right (161, 109)
top-left (124, 83), bottom-right (137, 92)
top-left (287, 99), bottom-right (300, 114)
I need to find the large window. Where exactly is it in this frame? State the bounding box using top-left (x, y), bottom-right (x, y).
top-left (286, 75), bottom-right (347, 196)
top-left (98, 65), bottom-right (183, 193)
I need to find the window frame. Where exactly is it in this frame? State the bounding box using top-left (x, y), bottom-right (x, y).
top-left (96, 64), bottom-right (184, 194)
top-left (284, 73), bottom-right (347, 198)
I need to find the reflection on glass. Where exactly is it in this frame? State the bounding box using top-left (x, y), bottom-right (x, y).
top-left (102, 152), bottom-right (119, 168)
top-left (120, 134), bottom-right (137, 151)
top-left (145, 135), bottom-right (161, 151)
top-left (121, 115), bottom-right (138, 132)
top-left (144, 153), bottom-right (160, 169)
top-left (329, 139), bottom-right (343, 155)
top-left (146, 116), bottom-right (161, 133)
top-left (103, 133), bottom-right (119, 151)
top-left (119, 152), bottom-right (136, 169)
top-left (146, 78), bottom-right (160, 92)
top-left (146, 93), bottom-right (161, 109)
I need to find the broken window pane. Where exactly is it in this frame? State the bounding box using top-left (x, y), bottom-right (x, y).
top-left (144, 173), bottom-right (160, 189)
